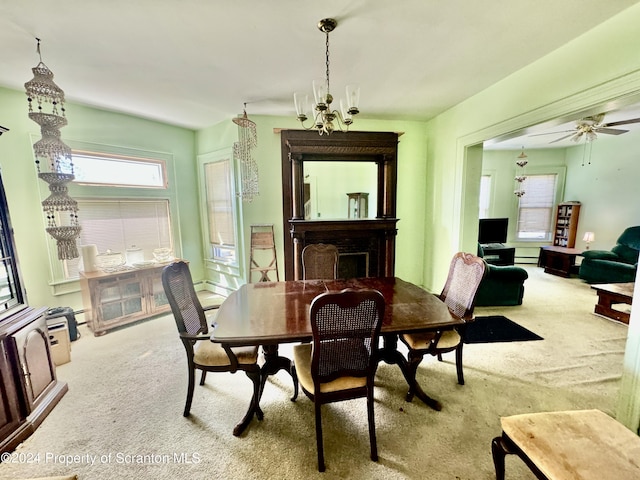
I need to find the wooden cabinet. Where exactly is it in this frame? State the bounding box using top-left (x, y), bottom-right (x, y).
top-left (0, 165), bottom-right (67, 454)
top-left (80, 263), bottom-right (172, 336)
top-left (552, 202), bottom-right (581, 248)
top-left (0, 307), bottom-right (68, 454)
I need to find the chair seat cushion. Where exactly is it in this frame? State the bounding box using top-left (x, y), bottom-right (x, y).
top-left (501, 409), bottom-right (640, 480)
top-left (293, 343), bottom-right (366, 394)
top-left (21, 476), bottom-right (78, 480)
top-left (194, 341), bottom-right (258, 367)
top-left (401, 329), bottom-right (460, 350)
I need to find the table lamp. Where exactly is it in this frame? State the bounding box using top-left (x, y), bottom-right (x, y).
top-left (583, 231), bottom-right (595, 250)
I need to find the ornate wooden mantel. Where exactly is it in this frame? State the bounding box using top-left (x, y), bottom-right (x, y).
top-left (280, 130), bottom-right (400, 280)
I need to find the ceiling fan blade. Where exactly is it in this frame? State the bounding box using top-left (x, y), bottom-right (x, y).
top-left (549, 133), bottom-right (576, 144)
top-left (603, 117), bottom-right (640, 127)
top-left (587, 113), bottom-right (606, 124)
top-left (597, 127), bottom-right (628, 135)
top-left (529, 129), bottom-right (575, 137)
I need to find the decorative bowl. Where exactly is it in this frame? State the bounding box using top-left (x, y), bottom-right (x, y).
top-left (152, 247), bottom-right (173, 263)
top-left (95, 249), bottom-right (125, 270)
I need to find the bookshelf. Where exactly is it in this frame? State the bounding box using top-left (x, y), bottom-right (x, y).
top-left (552, 202), bottom-right (581, 248)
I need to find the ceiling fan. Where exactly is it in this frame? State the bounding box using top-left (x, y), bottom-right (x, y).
top-left (532, 113), bottom-right (640, 144)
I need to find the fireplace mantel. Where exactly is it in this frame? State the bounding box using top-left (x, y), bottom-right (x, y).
top-left (280, 130), bottom-right (400, 280)
top-left (289, 218), bottom-right (399, 280)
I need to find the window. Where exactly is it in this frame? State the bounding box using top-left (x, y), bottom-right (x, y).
top-left (64, 199), bottom-right (173, 279)
top-left (479, 174), bottom-right (492, 219)
top-left (71, 151), bottom-right (166, 188)
top-left (516, 174), bottom-right (558, 240)
top-left (199, 150), bottom-right (239, 266)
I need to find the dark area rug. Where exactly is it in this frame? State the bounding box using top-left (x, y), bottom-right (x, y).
top-left (464, 315), bottom-right (543, 344)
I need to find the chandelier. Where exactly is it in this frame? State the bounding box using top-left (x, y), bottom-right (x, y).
top-left (232, 104), bottom-right (259, 202)
top-left (513, 147), bottom-right (528, 198)
top-left (294, 18), bottom-right (360, 135)
top-left (25, 38), bottom-right (81, 260)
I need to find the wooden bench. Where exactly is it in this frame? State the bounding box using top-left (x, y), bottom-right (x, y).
top-left (491, 409), bottom-right (640, 479)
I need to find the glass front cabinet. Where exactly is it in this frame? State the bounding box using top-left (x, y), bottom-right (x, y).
top-left (80, 264), bottom-right (173, 336)
top-left (0, 165), bottom-right (68, 454)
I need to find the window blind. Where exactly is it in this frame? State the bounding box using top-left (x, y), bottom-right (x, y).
top-left (517, 174), bottom-right (557, 240)
top-left (205, 160), bottom-right (235, 247)
top-left (65, 199), bottom-right (172, 278)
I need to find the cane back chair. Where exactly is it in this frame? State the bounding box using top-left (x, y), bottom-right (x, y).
top-left (293, 289), bottom-right (385, 472)
top-left (162, 261), bottom-right (261, 434)
top-left (302, 243), bottom-right (339, 280)
top-left (399, 252), bottom-right (486, 400)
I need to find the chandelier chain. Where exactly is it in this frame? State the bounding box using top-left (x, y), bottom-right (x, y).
top-left (325, 31), bottom-right (330, 95)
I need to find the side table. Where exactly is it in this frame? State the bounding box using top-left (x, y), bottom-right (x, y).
top-left (538, 246), bottom-right (582, 277)
top-left (481, 244), bottom-right (515, 266)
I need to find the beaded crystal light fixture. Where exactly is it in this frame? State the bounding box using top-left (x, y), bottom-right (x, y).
top-left (513, 147), bottom-right (528, 198)
top-left (25, 39), bottom-right (81, 260)
top-left (232, 105), bottom-right (259, 202)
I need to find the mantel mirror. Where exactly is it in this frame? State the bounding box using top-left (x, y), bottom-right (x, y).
top-left (303, 161), bottom-right (377, 220)
top-left (280, 130), bottom-right (399, 222)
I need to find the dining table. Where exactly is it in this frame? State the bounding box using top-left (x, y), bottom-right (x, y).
top-left (210, 276), bottom-right (460, 436)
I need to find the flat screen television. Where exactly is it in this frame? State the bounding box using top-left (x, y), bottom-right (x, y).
top-left (478, 218), bottom-right (508, 245)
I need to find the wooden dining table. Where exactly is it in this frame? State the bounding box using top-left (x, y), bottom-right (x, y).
top-left (210, 276), bottom-right (459, 436)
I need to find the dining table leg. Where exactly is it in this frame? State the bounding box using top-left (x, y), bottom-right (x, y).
top-left (259, 344), bottom-right (299, 402)
top-left (378, 334), bottom-right (442, 411)
top-left (232, 369), bottom-right (264, 437)
top-left (231, 345), bottom-right (299, 436)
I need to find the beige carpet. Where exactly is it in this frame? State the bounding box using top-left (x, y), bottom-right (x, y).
top-left (0, 266), bottom-right (628, 480)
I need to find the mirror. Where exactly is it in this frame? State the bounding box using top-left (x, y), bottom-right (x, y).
top-left (303, 161), bottom-right (377, 219)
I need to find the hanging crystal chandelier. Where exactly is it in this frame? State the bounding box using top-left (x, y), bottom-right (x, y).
top-left (232, 105), bottom-right (259, 202)
top-left (25, 38), bottom-right (81, 260)
top-left (294, 18), bottom-right (360, 135)
top-left (514, 147), bottom-right (528, 198)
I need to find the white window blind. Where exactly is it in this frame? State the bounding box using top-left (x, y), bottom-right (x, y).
top-left (64, 199), bottom-right (172, 278)
top-left (205, 160), bottom-right (235, 248)
top-left (516, 174), bottom-right (558, 240)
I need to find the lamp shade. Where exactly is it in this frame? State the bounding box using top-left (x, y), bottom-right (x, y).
top-left (583, 232), bottom-right (595, 243)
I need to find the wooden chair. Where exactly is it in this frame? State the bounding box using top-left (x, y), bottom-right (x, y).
top-left (302, 243), bottom-right (339, 280)
top-left (491, 409), bottom-right (640, 479)
top-left (399, 252), bottom-right (486, 400)
top-left (162, 261), bottom-right (262, 435)
top-left (293, 289), bottom-right (385, 472)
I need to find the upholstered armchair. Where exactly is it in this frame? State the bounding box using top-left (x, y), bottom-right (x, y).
top-left (475, 244), bottom-right (528, 306)
top-left (579, 226), bottom-right (640, 284)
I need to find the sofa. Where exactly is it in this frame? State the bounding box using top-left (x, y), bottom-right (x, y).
top-left (475, 244), bottom-right (528, 306)
top-left (579, 226), bottom-right (640, 284)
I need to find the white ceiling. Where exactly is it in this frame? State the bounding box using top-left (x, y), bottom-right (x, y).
top-left (1, 1), bottom-right (639, 130)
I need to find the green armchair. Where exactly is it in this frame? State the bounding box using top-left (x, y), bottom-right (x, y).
top-left (475, 244), bottom-right (528, 306)
top-left (579, 226), bottom-right (640, 284)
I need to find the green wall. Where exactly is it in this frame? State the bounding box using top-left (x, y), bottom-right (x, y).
top-left (0, 86), bottom-right (202, 311)
top-left (564, 129), bottom-right (640, 247)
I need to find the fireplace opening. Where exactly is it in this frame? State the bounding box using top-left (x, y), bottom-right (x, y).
top-left (338, 252), bottom-right (369, 279)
